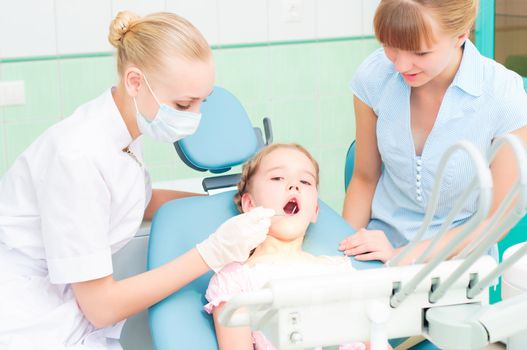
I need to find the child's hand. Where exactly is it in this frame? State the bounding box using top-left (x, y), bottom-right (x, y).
top-left (339, 228), bottom-right (395, 263)
top-left (196, 207), bottom-right (275, 272)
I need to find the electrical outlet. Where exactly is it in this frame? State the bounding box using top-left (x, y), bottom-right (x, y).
top-left (0, 81), bottom-right (25, 106)
top-left (283, 0), bottom-right (303, 23)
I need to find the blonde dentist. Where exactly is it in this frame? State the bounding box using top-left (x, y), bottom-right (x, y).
top-left (0, 11), bottom-right (273, 349)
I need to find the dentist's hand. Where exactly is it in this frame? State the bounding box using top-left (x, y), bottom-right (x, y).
top-left (196, 207), bottom-right (275, 272)
top-left (339, 228), bottom-right (395, 263)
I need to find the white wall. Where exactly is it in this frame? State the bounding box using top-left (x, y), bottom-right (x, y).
top-left (0, 0), bottom-right (380, 58)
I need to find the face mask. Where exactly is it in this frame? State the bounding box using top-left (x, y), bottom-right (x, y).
top-left (134, 75), bottom-right (202, 143)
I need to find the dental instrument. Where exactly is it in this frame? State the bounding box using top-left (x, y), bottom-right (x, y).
top-left (274, 204), bottom-right (298, 217)
top-left (219, 135), bottom-right (527, 350)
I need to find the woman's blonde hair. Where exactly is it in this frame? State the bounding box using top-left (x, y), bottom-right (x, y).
top-left (374, 0), bottom-right (479, 51)
top-left (108, 11), bottom-right (211, 76)
top-left (234, 143), bottom-right (320, 213)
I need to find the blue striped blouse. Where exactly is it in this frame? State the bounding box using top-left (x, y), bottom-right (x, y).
top-left (349, 40), bottom-right (527, 255)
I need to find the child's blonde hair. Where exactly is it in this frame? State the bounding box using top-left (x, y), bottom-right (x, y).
top-left (374, 0), bottom-right (479, 51)
top-left (108, 11), bottom-right (211, 76)
top-left (234, 143), bottom-right (320, 212)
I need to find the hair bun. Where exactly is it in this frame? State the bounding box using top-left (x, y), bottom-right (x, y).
top-left (108, 11), bottom-right (140, 48)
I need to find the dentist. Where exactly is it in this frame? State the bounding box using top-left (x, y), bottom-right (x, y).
top-left (341, 0), bottom-right (527, 264)
top-left (0, 11), bottom-right (272, 349)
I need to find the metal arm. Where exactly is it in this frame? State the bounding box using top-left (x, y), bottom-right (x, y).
top-left (430, 134), bottom-right (527, 302)
top-left (389, 141), bottom-right (493, 308)
top-left (387, 141), bottom-right (493, 267)
top-left (425, 293), bottom-right (527, 349)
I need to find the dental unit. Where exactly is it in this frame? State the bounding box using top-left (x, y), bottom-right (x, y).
top-left (219, 134), bottom-right (527, 350)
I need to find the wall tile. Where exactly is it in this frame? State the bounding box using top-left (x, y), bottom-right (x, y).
top-left (111, 0), bottom-right (166, 17)
top-left (316, 0), bottom-right (362, 39)
top-left (242, 101), bottom-right (272, 133)
top-left (362, 0), bottom-right (381, 36)
top-left (218, 0), bottom-right (268, 45)
top-left (55, 0), bottom-right (113, 54)
top-left (322, 194), bottom-right (345, 215)
top-left (0, 0), bottom-right (56, 58)
top-left (4, 119), bottom-right (57, 167)
top-left (268, 0), bottom-right (316, 42)
top-left (270, 97), bottom-right (318, 146)
top-left (317, 96), bottom-right (355, 149)
top-left (147, 163), bottom-right (178, 183)
top-left (269, 44), bottom-right (317, 99)
top-left (318, 145), bottom-right (348, 212)
top-left (0, 61), bottom-right (61, 121)
top-left (143, 138), bottom-right (180, 166)
top-left (0, 121), bottom-right (6, 174)
top-left (59, 56), bottom-right (117, 117)
top-left (214, 46), bottom-right (272, 103)
top-left (317, 40), bottom-right (369, 97)
top-left (166, 0), bottom-right (219, 46)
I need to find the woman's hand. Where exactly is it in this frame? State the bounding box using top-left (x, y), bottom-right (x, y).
top-left (339, 228), bottom-right (395, 262)
top-left (196, 207), bottom-right (275, 272)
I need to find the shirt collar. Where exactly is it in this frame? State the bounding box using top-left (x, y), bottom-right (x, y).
top-left (450, 39), bottom-right (484, 97)
top-left (104, 87), bottom-right (135, 151)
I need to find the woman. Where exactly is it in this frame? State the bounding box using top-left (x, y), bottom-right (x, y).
top-left (341, 0), bottom-right (527, 264)
top-left (0, 11), bottom-right (273, 349)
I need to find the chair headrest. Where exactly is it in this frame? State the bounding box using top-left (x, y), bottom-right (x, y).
top-left (175, 86), bottom-right (260, 173)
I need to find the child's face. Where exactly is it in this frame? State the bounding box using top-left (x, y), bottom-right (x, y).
top-left (241, 147), bottom-right (319, 241)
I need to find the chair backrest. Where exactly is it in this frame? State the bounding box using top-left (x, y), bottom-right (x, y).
top-left (147, 191), bottom-right (381, 350)
top-left (344, 140), bottom-right (356, 191)
top-left (174, 86), bottom-right (262, 174)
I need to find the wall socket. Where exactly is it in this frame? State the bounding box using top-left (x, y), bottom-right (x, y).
top-left (283, 0), bottom-right (303, 23)
top-left (0, 80), bottom-right (25, 106)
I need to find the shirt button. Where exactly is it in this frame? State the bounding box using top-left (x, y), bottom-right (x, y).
top-left (416, 165), bottom-right (422, 172)
top-left (416, 159), bottom-right (422, 165)
top-left (416, 174), bottom-right (421, 180)
top-left (416, 196), bottom-right (422, 202)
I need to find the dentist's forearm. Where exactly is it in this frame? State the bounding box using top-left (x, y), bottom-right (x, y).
top-left (144, 189), bottom-right (206, 220)
top-left (73, 247), bottom-right (209, 328)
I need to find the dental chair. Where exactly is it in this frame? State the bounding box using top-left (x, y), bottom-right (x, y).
top-left (146, 86), bottom-right (383, 349)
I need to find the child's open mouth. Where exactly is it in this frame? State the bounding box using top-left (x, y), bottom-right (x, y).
top-left (283, 198), bottom-right (300, 215)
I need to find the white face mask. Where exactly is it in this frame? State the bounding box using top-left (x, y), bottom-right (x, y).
top-left (134, 75), bottom-right (202, 143)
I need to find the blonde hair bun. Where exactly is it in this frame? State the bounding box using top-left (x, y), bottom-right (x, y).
top-left (108, 11), bottom-right (140, 48)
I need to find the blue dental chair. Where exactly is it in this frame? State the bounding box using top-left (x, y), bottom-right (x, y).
top-left (146, 86), bottom-right (382, 349)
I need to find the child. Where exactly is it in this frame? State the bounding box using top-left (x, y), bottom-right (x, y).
top-left (204, 143), bottom-right (368, 350)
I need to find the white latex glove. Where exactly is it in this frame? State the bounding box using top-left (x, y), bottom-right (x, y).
top-left (196, 207), bottom-right (275, 272)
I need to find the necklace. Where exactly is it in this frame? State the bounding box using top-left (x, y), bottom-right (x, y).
top-left (123, 146), bottom-right (143, 167)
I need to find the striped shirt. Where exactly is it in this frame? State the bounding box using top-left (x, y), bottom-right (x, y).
top-left (349, 40), bottom-right (527, 255)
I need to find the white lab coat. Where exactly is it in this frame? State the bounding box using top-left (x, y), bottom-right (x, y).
top-left (0, 88), bottom-right (152, 349)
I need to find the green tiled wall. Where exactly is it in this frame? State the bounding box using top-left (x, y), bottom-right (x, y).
top-left (59, 57), bottom-right (118, 117)
top-left (1, 61), bottom-right (61, 121)
top-left (0, 38), bottom-right (379, 212)
top-left (0, 115), bottom-right (5, 175)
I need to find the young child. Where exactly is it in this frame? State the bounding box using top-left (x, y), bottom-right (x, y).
top-left (204, 143), bottom-right (368, 350)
